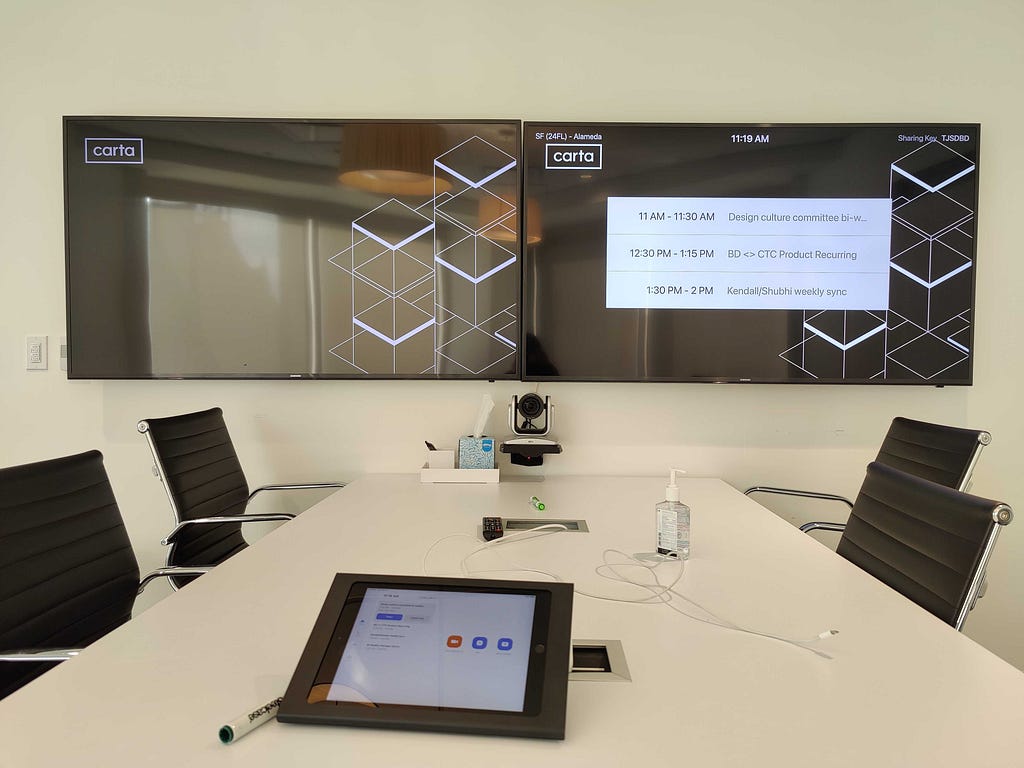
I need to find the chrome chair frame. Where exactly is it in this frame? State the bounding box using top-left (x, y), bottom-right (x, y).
top-left (744, 418), bottom-right (992, 535)
top-left (954, 505), bottom-right (1012, 630)
top-left (0, 564), bottom-right (210, 664)
top-left (137, 416), bottom-right (344, 590)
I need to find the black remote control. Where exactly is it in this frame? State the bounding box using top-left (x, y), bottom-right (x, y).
top-left (482, 516), bottom-right (504, 541)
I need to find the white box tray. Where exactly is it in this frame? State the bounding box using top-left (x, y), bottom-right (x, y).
top-left (419, 465), bottom-right (499, 484)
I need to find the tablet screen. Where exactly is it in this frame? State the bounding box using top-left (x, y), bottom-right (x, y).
top-left (324, 587), bottom-right (536, 711)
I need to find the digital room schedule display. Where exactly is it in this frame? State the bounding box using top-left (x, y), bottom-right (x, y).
top-left (606, 196), bottom-right (893, 310)
top-left (523, 123), bottom-right (980, 384)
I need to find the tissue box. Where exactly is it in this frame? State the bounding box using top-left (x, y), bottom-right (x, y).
top-left (458, 436), bottom-right (495, 469)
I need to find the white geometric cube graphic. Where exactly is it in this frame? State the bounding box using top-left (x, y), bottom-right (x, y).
top-left (328, 135), bottom-right (519, 375)
top-left (432, 137), bottom-right (518, 374)
top-left (779, 140), bottom-right (975, 381)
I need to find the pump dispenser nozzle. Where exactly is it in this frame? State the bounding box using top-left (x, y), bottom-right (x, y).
top-left (665, 468), bottom-right (687, 503)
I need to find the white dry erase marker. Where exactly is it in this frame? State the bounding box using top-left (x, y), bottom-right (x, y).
top-left (219, 696), bottom-right (283, 744)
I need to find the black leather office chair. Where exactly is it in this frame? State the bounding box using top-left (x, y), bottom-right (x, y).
top-left (137, 407), bottom-right (345, 589)
top-left (0, 451), bottom-right (207, 700)
top-left (839, 461), bottom-right (1011, 630)
top-left (745, 417), bottom-right (991, 534)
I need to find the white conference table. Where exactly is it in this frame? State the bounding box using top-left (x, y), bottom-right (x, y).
top-left (1, 474), bottom-right (1023, 767)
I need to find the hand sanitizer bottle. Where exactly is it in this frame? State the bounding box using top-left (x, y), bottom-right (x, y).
top-left (656, 469), bottom-right (690, 559)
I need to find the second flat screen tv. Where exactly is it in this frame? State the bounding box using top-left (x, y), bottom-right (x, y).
top-left (522, 123), bottom-right (980, 384)
top-left (65, 118), bottom-right (522, 379)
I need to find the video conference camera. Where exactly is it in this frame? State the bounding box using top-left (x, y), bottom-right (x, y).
top-left (501, 394), bottom-right (562, 467)
top-left (510, 393), bottom-right (551, 436)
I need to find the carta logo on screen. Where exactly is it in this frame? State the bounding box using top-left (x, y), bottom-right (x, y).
top-left (545, 143), bottom-right (602, 170)
top-left (85, 138), bottom-right (144, 164)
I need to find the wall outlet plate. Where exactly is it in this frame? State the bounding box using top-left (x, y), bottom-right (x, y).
top-left (26, 335), bottom-right (47, 370)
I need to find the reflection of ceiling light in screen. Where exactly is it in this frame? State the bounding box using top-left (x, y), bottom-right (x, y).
top-left (479, 195), bottom-right (542, 245)
top-left (338, 123), bottom-right (452, 196)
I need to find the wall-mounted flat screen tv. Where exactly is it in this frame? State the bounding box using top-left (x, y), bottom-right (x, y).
top-left (64, 118), bottom-right (521, 379)
top-left (522, 123), bottom-right (979, 384)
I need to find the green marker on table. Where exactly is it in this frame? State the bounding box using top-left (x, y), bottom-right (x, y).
top-left (530, 495), bottom-right (546, 511)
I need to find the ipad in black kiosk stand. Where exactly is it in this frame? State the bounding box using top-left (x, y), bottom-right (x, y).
top-left (278, 574), bottom-right (574, 740)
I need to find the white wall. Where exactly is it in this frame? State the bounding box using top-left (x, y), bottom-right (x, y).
top-left (2, 0), bottom-right (1022, 666)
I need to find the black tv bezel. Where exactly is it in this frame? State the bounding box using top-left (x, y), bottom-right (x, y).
top-left (62, 116), bottom-right (524, 381)
top-left (520, 121), bottom-right (980, 386)
top-left (278, 573), bottom-right (574, 740)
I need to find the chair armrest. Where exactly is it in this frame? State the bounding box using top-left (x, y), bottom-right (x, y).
top-left (745, 487), bottom-right (852, 536)
top-left (137, 567), bottom-right (213, 593)
top-left (744, 486), bottom-right (855, 509)
top-left (0, 649), bottom-right (82, 662)
top-left (247, 481), bottom-right (346, 503)
top-left (798, 521), bottom-right (848, 534)
top-left (161, 514), bottom-right (295, 545)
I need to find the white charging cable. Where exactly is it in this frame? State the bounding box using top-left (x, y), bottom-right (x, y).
top-left (592, 549), bottom-right (838, 658)
top-left (422, 528), bottom-right (838, 659)
top-left (422, 525), bottom-right (568, 581)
